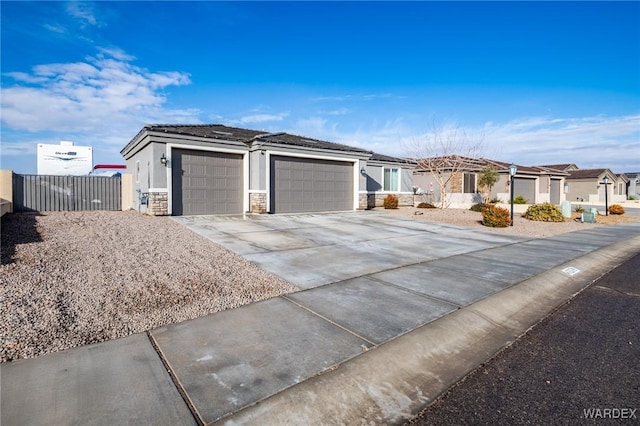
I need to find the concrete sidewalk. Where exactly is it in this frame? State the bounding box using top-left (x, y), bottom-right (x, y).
top-left (2, 213), bottom-right (640, 425)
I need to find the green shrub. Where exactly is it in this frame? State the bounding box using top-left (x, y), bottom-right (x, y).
top-left (523, 203), bottom-right (565, 222)
top-left (574, 205), bottom-right (585, 213)
top-left (512, 195), bottom-right (528, 204)
top-left (470, 203), bottom-right (489, 212)
top-left (481, 205), bottom-right (511, 227)
top-left (417, 202), bottom-right (436, 209)
top-left (609, 204), bottom-right (625, 215)
top-left (490, 197), bottom-right (502, 204)
top-left (383, 194), bottom-right (399, 209)
top-left (629, 195), bottom-right (638, 201)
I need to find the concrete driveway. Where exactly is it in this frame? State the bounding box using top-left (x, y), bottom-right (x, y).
top-left (172, 211), bottom-right (530, 291)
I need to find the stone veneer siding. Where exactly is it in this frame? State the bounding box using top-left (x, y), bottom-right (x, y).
top-left (360, 193), bottom-right (414, 209)
top-left (148, 191), bottom-right (168, 216)
top-left (250, 192), bottom-right (267, 213)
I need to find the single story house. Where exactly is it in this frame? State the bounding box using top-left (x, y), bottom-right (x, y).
top-left (413, 156), bottom-right (569, 207)
top-left (624, 172), bottom-right (640, 199)
top-left (120, 124), bottom-right (414, 215)
top-left (557, 168), bottom-right (628, 203)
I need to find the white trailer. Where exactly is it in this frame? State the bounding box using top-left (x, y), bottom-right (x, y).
top-left (37, 141), bottom-right (93, 176)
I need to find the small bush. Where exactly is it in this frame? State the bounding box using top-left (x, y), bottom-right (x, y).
top-left (512, 195), bottom-right (528, 204)
top-left (490, 197), bottom-right (502, 204)
top-left (470, 203), bottom-right (489, 212)
top-left (383, 194), bottom-right (399, 209)
top-left (523, 203), bottom-right (565, 222)
top-left (574, 205), bottom-right (585, 213)
top-left (628, 195), bottom-right (638, 201)
top-left (609, 204), bottom-right (625, 215)
top-left (417, 202), bottom-right (436, 209)
top-left (481, 205), bottom-right (511, 227)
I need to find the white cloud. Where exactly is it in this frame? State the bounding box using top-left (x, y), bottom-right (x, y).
top-left (239, 113), bottom-right (289, 124)
top-left (1, 51), bottom-right (194, 133)
top-left (480, 115), bottom-right (640, 171)
top-left (312, 93), bottom-right (402, 102)
top-left (1, 48), bottom-right (199, 172)
top-left (66, 2), bottom-right (100, 27)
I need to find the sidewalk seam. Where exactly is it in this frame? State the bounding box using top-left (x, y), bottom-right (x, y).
top-left (280, 295), bottom-right (377, 347)
top-left (146, 331), bottom-right (205, 426)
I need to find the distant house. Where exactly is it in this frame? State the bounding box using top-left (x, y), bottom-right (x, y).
top-left (413, 156), bottom-right (568, 207)
top-left (560, 168), bottom-right (627, 203)
top-left (624, 172), bottom-right (640, 199)
top-left (120, 124), bottom-right (414, 215)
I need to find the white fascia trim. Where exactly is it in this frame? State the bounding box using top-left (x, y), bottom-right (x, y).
top-left (165, 143), bottom-right (249, 215)
top-left (265, 150), bottom-right (360, 212)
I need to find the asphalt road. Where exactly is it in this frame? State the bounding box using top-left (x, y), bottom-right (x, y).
top-left (407, 251), bottom-right (640, 425)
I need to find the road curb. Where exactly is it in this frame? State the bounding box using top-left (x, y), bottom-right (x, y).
top-left (219, 235), bottom-right (640, 425)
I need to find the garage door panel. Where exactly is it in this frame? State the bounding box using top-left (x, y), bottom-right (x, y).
top-left (513, 178), bottom-right (535, 204)
top-left (172, 149), bottom-right (243, 215)
top-left (271, 156), bottom-right (353, 213)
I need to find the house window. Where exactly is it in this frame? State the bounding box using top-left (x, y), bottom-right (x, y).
top-left (618, 182), bottom-right (623, 195)
top-left (135, 160), bottom-right (140, 183)
top-left (383, 168), bottom-right (399, 192)
top-left (463, 173), bottom-right (476, 193)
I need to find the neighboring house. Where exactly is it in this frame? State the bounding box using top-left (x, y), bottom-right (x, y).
top-left (120, 124), bottom-right (414, 215)
top-left (562, 168), bottom-right (627, 203)
top-left (413, 156), bottom-right (568, 206)
top-left (624, 172), bottom-right (640, 199)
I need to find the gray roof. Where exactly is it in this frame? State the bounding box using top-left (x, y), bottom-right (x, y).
top-left (369, 152), bottom-right (414, 164)
top-left (122, 124), bottom-right (372, 155)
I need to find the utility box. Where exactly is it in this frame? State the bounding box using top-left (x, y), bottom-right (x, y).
top-left (561, 201), bottom-right (572, 218)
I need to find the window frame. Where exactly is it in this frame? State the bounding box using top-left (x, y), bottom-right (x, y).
top-left (383, 167), bottom-right (400, 192)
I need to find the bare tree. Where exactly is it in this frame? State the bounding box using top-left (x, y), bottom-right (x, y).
top-left (406, 119), bottom-right (484, 208)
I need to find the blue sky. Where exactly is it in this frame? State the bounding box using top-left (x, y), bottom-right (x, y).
top-left (2, 1), bottom-right (639, 174)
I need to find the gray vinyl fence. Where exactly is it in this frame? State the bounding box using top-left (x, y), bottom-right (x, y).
top-left (13, 174), bottom-right (122, 212)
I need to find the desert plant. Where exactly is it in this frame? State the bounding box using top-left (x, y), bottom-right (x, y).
top-left (574, 205), bottom-right (585, 213)
top-left (511, 195), bottom-right (528, 204)
top-left (481, 204), bottom-right (511, 227)
top-left (417, 202), bottom-right (436, 209)
top-left (470, 203), bottom-right (489, 212)
top-left (523, 203), bottom-right (565, 222)
top-left (383, 194), bottom-right (399, 209)
top-left (628, 195), bottom-right (638, 201)
top-left (490, 197), bottom-right (502, 204)
top-left (478, 166), bottom-right (499, 203)
top-left (608, 204), bottom-right (625, 215)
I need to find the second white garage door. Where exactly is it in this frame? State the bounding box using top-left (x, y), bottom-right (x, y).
top-left (270, 156), bottom-right (354, 213)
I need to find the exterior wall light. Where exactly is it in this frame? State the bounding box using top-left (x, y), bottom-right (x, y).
top-left (509, 163), bottom-right (517, 226)
top-left (360, 167), bottom-right (367, 175)
top-left (160, 153), bottom-right (168, 166)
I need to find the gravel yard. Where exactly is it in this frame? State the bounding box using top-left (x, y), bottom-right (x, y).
top-left (383, 206), bottom-right (640, 238)
top-left (0, 211), bottom-right (297, 363)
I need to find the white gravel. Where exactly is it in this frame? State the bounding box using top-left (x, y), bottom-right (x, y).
top-left (0, 211), bottom-right (297, 363)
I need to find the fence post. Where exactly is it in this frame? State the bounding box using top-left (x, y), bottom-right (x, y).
top-left (121, 174), bottom-right (134, 211)
top-left (0, 169), bottom-right (13, 215)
